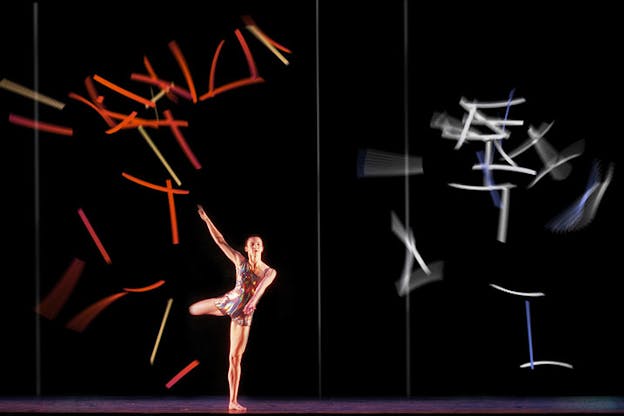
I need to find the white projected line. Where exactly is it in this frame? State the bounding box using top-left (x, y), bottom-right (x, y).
top-left (489, 283), bottom-right (545, 297)
top-left (520, 361), bottom-right (574, 369)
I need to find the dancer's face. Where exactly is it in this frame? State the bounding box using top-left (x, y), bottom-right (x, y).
top-left (245, 236), bottom-right (264, 257)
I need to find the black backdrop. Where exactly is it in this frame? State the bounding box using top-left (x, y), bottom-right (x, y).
top-left (2, 0), bottom-right (622, 399)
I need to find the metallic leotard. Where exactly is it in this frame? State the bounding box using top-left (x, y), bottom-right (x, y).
top-left (215, 261), bottom-right (261, 326)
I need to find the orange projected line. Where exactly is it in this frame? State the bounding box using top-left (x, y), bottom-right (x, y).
top-left (35, 257), bottom-right (86, 320)
top-left (8, 113), bottom-right (73, 136)
top-left (92, 74), bottom-right (155, 108)
top-left (84, 76), bottom-right (116, 127)
top-left (200, 32), bottom-right (264, 101)
top-left (126, 117), bottom-right (189, 129)
top-left (121, 172), bottom-right (190, 195)
top-left (166, 179), bottom-right (180, 245)
top-left (168, 41), bottom-right (198, 103)
top-left (0, 78), bottom-right (66, 109)
top-left (70, 91), bottom-right (188, 131)
top-left (163, 109), bottom-right (201, 169)
top-left (131, 73), bottom-right (191, 101)
top-left (204, 77), bottom-right (265, 99)
top-left (106, 111), bottom-right (138, 134)
top-left (68, 92), bottom-right (116, 126)
top-left (120, 173), bottom-right (188, 245)
top-left (150, 298), bottom-right (173, 365)
top-left (165, 359), bottom-right (199, 389)
top-left (65, 292), bottom-right (128, 332)
top-left (123, 279), bottom-right (165, 293)
top-left (137, 125), bottom-right (182, 186)
top-left (77, 208), bottom-right (112, 264)
top-left (85, 76), bottom-right (105, 104)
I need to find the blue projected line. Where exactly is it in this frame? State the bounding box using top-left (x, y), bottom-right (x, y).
top-left (476, 150), bottom-right (501, 208)
top-left (525, 300), bottom-right (534, 370)
top-left (480, 88), bottom-right (515, 208)
top-left (503, 88), bottom-right (516, 128)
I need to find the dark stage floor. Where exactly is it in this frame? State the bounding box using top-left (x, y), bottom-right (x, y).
top-left (1, 396), bottom-right (623, 414)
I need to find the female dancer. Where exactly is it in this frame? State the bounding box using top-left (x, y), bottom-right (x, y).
top-left (189, 205), bottom-right (277, 412)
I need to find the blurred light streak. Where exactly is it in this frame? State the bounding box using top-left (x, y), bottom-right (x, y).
top-left (92, 74), bottom-right (155, 108)
top-left (0, 78), bottom-right (65, 109)
top-left (131, 73), bottom-right (190, 101)
top-left (121, 173), bottom-right (189, 245)
top-left (546, 160), bottom-right (614, 232)
top-left (200, 30), bottom-right (265, 100)
top-left (123, 280), bottom-right (165, 293)
top-left (520, 360), bottom-right (574, 369)
top-left (163, 109), bottom-right (202, 169)
top-left (141, 56), bottom-right (182, 103)
top-left (105, 111), bottom-right (138, 134)
top-left (150, 298), bottom-right (173, 365)
top-left (168, 40), bottom-right (198, 103)
top-left (489, 283), bottom-right (545, 297)
top-left (527, 139), bottom-right (585, 188)
top-left (242, 15), bottom-right (291, 65)
top-left (35, 258), bottom-right (85, 319)
top-left (356, 148), bottom-right (423, 178)
top-left (77, 208), bottom-right (112, 264)
top-left (391, 211), bottom-right (430, 275)
top-left (165, 359), bottom-right (200, 389)
top-left (65, 292), bottom-right (128, 332)
top-left (137, 125), bottom-right (182, 186)
top-left (525, 300), bottom-right (535, 369)
top-left (8, 113), bottom-right (73, 136)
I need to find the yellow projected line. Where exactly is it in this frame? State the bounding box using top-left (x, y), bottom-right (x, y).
top-left (137, 125), bottom-right (181, 186)
top-left (150, 298), bottom-right (173, 365)
top-left (0, 78), bottom-right (65, 110)
top-left (245, 25), bottom-right (289, 66)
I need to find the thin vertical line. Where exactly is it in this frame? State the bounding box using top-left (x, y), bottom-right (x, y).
top-left (33, 1), bottom-right (42, 397)
top-left (525, 300), bottom-right (535, 369)
top-left (315, 0), bottom-right (323, 399)
top-left (403, 0), bottom-right (411, 398)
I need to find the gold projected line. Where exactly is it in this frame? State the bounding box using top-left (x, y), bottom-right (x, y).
top-left (150, 298), bottom-right (173, 365)
top-left (0, 78), bottom-right (66, 109)
top-left (137, 125), bottom-right (181, 186)
top-left (245, 25), bottom-right (289, 65)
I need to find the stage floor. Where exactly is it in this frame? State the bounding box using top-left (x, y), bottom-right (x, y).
top-left (1, 396), bottom-right (624, 414)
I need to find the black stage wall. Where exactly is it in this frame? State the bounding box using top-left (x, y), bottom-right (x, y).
top-left (2, 0), bottom-right (622, 400)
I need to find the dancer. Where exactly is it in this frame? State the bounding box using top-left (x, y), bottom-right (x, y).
top-left (189, 205), bottom-right (277, 413)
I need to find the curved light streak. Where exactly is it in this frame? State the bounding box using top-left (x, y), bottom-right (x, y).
top-left (520, 360), bottom-right (574, 369)
top-left (489, 283), bottom-right (545, 297)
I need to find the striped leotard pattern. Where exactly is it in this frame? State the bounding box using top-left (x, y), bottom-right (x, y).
top-left (215, 261), bottom-right (261, 326)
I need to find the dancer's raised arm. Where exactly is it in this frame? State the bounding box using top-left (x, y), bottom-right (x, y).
top-left (197, 204), bottom-right (243, 265)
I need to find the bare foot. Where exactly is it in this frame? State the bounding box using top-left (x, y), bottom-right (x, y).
top-left (228, 402), bottom-right (247, 413)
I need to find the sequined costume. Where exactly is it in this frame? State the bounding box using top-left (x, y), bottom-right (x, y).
top-left (215, 261), bottom-right (262, 326)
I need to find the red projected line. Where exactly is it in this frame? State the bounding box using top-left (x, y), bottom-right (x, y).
top-left (65, 292), bottom-right (128, 332)
top-left (200, 29), bottom-right (264, 101)
top-left (166, 359), bottom-right (200, 389)
top-left (8, 113), bottom-right (73, 136)
top-left (35, 257), bottom-right (86, 319)
top-left (77, 208), bottom-right (112, 264)
top-left (130, 73), bottom-right (190, 101)
top-left (163, 109), bottom-right (201, 169)
top-left (140, 56), bottom-right (180, 103)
